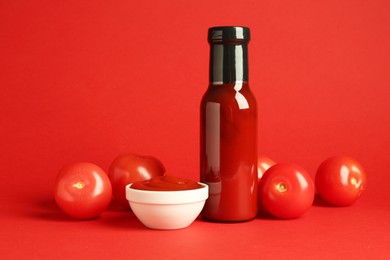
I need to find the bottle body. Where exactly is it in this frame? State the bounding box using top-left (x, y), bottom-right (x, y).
top-left (200, 27), bottom-right (258, 222)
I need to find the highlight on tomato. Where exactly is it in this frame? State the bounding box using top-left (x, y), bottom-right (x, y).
top-left (258, 163), bottom-right (315, 219)
top-left (54, 162), bottom-right (112, 219)
top-left (257, 156), bottom-right (276, 180)
top-left (315, 156), bottom-right (366, 206)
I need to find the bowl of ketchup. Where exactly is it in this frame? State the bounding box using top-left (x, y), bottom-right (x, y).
top-left (126, 174), bottom-right (208, 230)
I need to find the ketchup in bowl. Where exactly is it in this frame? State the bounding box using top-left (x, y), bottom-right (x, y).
top-left (131, 174), bottom-right (203, 191)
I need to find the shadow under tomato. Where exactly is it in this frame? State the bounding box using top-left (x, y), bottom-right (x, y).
top-left (312, 195), bottom-right (334, 207)
top-left (106, 200), bottom-right (132, 212)
top-left (28, 197), bottom-right (145, 229)
top-left (256, 210), bottom-right (285, 221)
top-left (27, 197), bottom-right (81, 222)
top-left (99, 211), bottom-right (146, 230)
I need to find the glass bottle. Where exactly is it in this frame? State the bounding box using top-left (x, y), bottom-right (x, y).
top-left (200, 26), bottom-right (258, 222)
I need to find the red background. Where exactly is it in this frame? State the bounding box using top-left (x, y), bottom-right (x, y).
top-left (1, 0), bottom-right (389, 259)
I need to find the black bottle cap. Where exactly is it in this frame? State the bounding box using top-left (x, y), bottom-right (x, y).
top-left (208, 26), bottom-right (250, 43)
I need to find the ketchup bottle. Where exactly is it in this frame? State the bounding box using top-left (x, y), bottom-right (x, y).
top-left (200, 26), bottom-right (257, 222)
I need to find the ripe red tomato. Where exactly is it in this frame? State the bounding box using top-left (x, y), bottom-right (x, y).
top-left (315, 156), bottom-right (366, 206)
top-left (257, 156), bottom-right (276, 179)
top-left (258, 163), bottom-right (315, 219)
top-left (54, 162), bottom-right (112, 219)
top-left (108, 153), bottom-right (165, 208)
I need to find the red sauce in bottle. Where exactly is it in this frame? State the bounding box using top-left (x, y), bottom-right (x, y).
top-left (200, 27), bottom-right (258, 222)
top-left (131, 174), bottom-right (203, 191)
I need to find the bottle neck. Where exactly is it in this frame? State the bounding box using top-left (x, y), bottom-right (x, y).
top-left (209, 43), bottom-right (248, 84)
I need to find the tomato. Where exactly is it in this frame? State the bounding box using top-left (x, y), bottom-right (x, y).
top-left (54, 162), bottom-right (112, 219)
top-left (315, 156), bottom-right (366, 206)
top-left (258, 163), bottom-right (315, 219)
top-left (108, 153), bottom-right (165, 208)
top-left (257, 156), bottom-right (276, 179)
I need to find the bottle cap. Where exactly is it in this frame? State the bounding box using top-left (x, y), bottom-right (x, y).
top-left (208, 26), bottom-right (250, 43)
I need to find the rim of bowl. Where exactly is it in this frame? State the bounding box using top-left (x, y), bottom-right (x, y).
top-left (126, 182), bottom-right (209, 205)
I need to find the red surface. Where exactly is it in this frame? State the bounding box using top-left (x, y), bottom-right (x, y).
top-left (1, 0), bottom-right (389, 259)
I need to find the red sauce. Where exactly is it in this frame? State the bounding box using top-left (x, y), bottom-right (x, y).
top-left (200, 82), bottom-right (258, 222)
top-left (131, 174), bottom-right (203, 191)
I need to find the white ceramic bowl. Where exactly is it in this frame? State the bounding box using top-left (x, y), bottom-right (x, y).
top-left (126, 183), bottom-right (208, 230)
